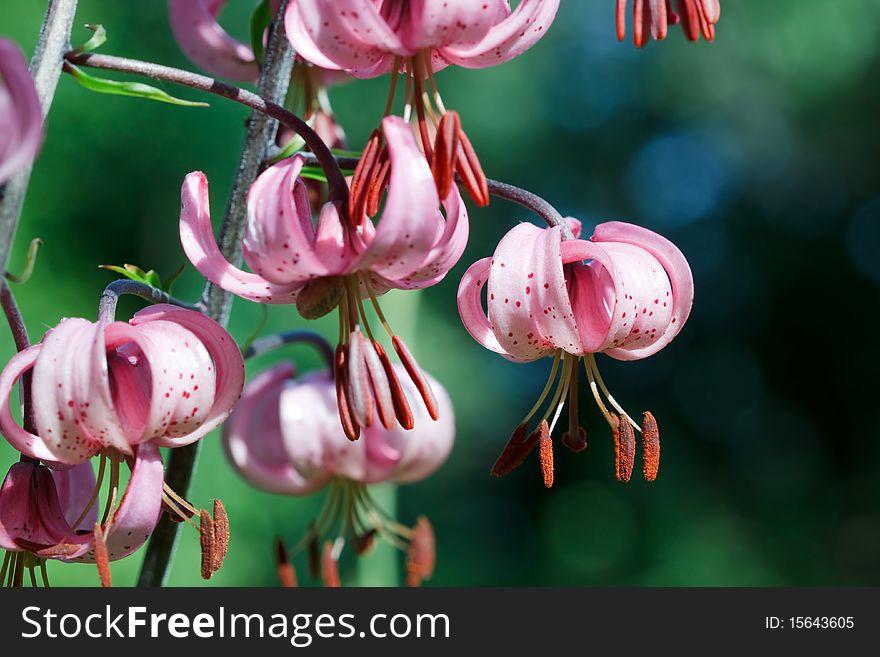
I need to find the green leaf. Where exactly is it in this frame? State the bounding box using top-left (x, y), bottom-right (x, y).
top-left (331, 149), bottom-right (364, 159)
top-left (72, 23), bottom-right (107, 54)
top-left (298, 167), bottom-right (329, 182)
top-left (66, 64), bottom-right (209, 107)
top-left (100, 263), bottom-right (162, 289)
top-left (250, 0), bottom-right (272, 67)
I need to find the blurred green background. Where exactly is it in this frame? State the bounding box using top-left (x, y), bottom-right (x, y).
top-left (1, 0), bottom-right (879, 586)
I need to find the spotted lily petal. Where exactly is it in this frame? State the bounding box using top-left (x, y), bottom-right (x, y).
top-left (439, 0), bottom-right (560, 68)
top-left (0, 38), bottom-right (42, 185)
top-left (180, 171), bottom-right (304, 304)
top-left (244, 156), bottom-right (333, 283)
top-left (402, 0), bottom-right (511, 51)
top-left (351, 116), bottom-right (444, 280)
top-left (168, 0), bottom-right (259, 82)
top-left (53, 461), bottom-right (99, 532)
top-left (130, 304), bottom-right (245, 448)
top-left (0, 462), bottom-right (70, 552)
top-left (285, 0), bottom-right (404, 77)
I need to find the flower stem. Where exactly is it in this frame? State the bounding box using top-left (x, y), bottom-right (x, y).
top-left (245, 330), bottom-right (335, 370)
top-left (135, 0), bottom-right (297, 587)
top-left (0, 0), bottom-right (79, 277)
top-left (0, 283), bottom-right (35, 434)
top-left (97, 279), bottom-right (201, 323)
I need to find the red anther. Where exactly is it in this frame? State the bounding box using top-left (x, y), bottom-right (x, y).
top-left (373, 340), bottom-right (414, 430)
top-left (406, 516), bottom-right (436, 588)
top-left (562, 426), bottom-right (587, 453)
top-left (455, 127), bottom-right (490, 207)
top-left (275, 539), bottom-right (298, 588)
top-left (365, 153), bottom-right (391, 219)
top-left (347, 329), bottom-right (374, 429)
top-left (616, 0), bottom-right (627, 41)
top-left (321, 542), bottom-right (341, 588)
top-left (199, 510), bottom-right (216, 580)
top-left (354, 529), bottom-right (377, 556)
top-left (431, 111), bottom-right (460, 199)
top-left (677, 0), bottom-right (700, 40)
top-left (653, 0), bottom-right (669, 39)
top-left (537, 420), bottom-right (554, 488)
top-left (642, 411), bottom-right (660, 482)
top-left (307, 524), bottom-right (320, 580)
top-left (212, 499), bottom-right (230, 569)
top-left (490, 423), bottom-right (539, 477)
top-left (349, 129), bottom-right (382, 223)
top-left (363, 339), bottom-right (395, 430)
top-left (93, 523), bottom-right (112, 588)
top-left (613, 414), bottom-right (635, 482)
top-left (334, 344), bottom-right (361, 441)
top-left (392, 335), bottom-right (438, 421)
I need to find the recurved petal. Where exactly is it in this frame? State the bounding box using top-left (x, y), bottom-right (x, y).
top-left (129, 304), bottom-right (245, 448)
top-left (68, 442), bottom-right (165, 563)
top-left (457, 257), bottom-right (521, 360)
top-left (223, 363), bottom-right (327, 495)
top-left (168, 0), bottom-right (259, 82)
top-left (0, 345), bottom-right (64, 462)
top-left (285, 0), bottom-right (405, 77)
top-left (0, 38), bottom-right (43, 185)
top-left (439, 0), bottom-right (559, 68)
top-left (244, 156), bottom-right (332, 283)
top-left (591, 221), bottom-right (693, 359)
top-left (351, 116), bottom-right (443, 280)
top-left (487, 223), bottom-right (574, 360)
top-left (378, 185), bottom-right (469, 290)
top-left (179, 171), bottom-right (304, 304)
top-left (0, 462), bottom-right (71, 551)
top-left (402, 0), bottom-right (510, 50)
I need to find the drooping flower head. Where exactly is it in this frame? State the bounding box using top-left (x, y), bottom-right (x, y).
top-left (458, 219), bottom-right (693, 486)
top-left (181, 115), bottom-right (467, 440)
top-left (0, 304), bottom-right (242, 584)
top-left (0, 304), bottom-right (245, 466)
top-left (224, 360), bottom-right (453, 586)
top-left (0, 38), bottom-right (43, 185)
top-left (616, 0), bottom-right (720, 47)
top-left (286, 0), bottom-right (561, 206)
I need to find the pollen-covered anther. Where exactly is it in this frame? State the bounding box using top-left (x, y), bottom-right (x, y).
top-left (392, 335), bottom-right (438, 421)
top-left (490, 423), bottom-right (538, 477)
top-left (321, 541), bottom-right (341, 588)
top-left (431, 111), bottom-right (460, 199)
top-left (275, 538), bottom-right (298, 588)
top-left (93, 523), bottom-right (112, 588)
top-left (199, 510), bottom-right (216, 580)
top-left (613, 413), bottom-right (636, 483)
top-left (406, 516), bottom-right (436, 588)
top-left (641, 411), bottom-right (660, 482)
top-left (212, 498), bottom-right (230, 570)
top-left (562, 426), bottom-right (587, 453)
top-left (538, 420), bottom-right (554, 488)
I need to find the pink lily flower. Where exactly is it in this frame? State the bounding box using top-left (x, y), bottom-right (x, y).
top-left (457, 219), bottom-right (693, 486)
top-left (224, 359), bottom-right (453, 586)
top-left (0, 445), bottom-right (164, 586)
top-left (0, 304), bottom-right (245, 466)
top-left (181, 115), bottom-right (467, 440)
top-left (168, 0), bottom-right (282, 82)
top-left (0, 38), bottom-right (43, 185)
top-left (286, 0), bottom-right (559, 206)
top-left (616, 0), bottom-right (720, 47)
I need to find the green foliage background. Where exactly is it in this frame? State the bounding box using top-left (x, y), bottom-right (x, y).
top-left (1, 1), bottom-right (879, 586)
